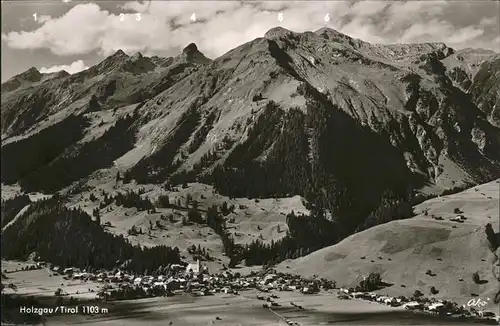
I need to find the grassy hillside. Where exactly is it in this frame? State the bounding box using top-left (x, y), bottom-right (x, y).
top-left (277, 179), bottom-right (500, 308)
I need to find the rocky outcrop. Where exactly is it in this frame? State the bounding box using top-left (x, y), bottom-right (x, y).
top-left (181, 43), bottom-right (211, 64)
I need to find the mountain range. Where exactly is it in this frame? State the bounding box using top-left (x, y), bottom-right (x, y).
top-left (1, 26), bottom-right (499, 258)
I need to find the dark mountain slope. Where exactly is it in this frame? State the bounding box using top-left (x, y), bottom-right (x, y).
top-left (19, 112), bottom-right (139, 192)
top-left (1, 114), bottom-right (90, 184)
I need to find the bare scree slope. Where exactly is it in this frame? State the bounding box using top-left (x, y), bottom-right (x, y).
top-left (1, 27), bottom-right (499, 300)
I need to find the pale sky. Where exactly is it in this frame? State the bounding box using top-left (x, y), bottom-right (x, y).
top-left (1, 0), bottom-right (499, 82)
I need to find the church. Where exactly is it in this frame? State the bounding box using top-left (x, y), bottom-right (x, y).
top-left (185, 259), bottom-right (201, 274)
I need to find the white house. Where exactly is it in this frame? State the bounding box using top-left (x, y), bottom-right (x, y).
top-left (404, 302), bottom-right (422, 310)
top-left (428, 302), bottom-right (444, 310)
top-left (63, 268), bottom-right (74, 274)
top-left (73, 272), bottom-right (88, 279)
top-left (383, 297), bottom-right (394, 305)
top-left (185, 259), bottom-right (201, 274)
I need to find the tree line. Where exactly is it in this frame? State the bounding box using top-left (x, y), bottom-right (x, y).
top-left (191, 195), bottom-right (413, 267)
top-left (1, 194), bottom-right (31, 228)
top-left (239, 210), bottom-right (339, 266)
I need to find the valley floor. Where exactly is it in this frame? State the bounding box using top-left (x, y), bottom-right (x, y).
top-left (43, 291), bottom-right (490, 326)
top-left (2, 261), bottom-right (496, 326)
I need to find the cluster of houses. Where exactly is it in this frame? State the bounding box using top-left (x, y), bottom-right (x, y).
top-left (3, 262), bottom-right (44, 273)
top-left (337, 288), bottom-right (499, 323)
top-left (46, 261), bottom-right (498, 324)
top-left (134, 267), bottom-right (328, 300)
top-left (429, 214), bottom-right (467, 223)
top-left (53, 262), bottom-right (334, 302)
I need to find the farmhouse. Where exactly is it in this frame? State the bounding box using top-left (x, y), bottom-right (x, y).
top-left (63, 268), bottom-right (74, 274)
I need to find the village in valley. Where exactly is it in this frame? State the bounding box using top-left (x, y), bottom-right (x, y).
top-left (4, 256), bottom-right (498, 325)
top-left (2, 179), bottom-right (499, 325)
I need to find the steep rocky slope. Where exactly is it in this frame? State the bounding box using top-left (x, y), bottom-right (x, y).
top-left (1, 27), bottom-right (500, 245)
top-left (1, 44), bottom-right (210, 138)
top-left (469, 54), bottom-right (500, 128)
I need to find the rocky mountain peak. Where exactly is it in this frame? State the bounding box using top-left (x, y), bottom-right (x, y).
top-left (55, 70), bottom-right (70, 77)
top-left (19, 67), bottom-right (42, 82)
top-left (264, 26), bottom-right (295, 40)
top-left (41, 70), bottom-right (70, 82)
top-left (181, 43), bottom-right (211, 64)
top-left (80, 49), bottom-right (130, 77)
top-left (1, 67), bottom-right (42, 92)
top-left (130, 52), bottom-right (143, 61)
top-left (314, 27), bottom-right (351, 41)
top-left (183, 43), bottom-right (198, 54)
top-left (111, 49), bottom-right (129, 58)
